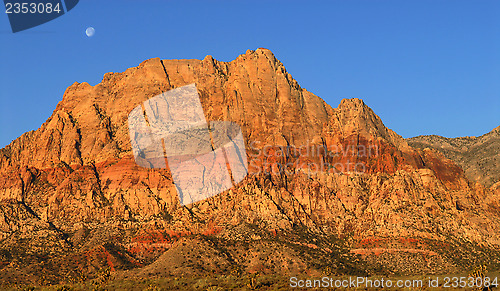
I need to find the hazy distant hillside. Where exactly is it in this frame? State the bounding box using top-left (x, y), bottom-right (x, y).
top-left (408, 126), bottom-right (500, 188)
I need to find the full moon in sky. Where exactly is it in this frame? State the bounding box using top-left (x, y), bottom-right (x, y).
top-left (85, 27), bottom-right (95, 37)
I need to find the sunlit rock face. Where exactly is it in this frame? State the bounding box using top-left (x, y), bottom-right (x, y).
top-left (0, 48), bottom-right (499, 285)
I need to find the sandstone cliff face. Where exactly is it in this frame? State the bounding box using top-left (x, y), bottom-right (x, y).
top-left (0, 49), bottom-right (499, 286)
top-left (408, 125), bottom-right (500, 188)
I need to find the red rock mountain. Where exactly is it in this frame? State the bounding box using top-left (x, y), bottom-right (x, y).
top-left (0, 48), bottom-right (499, 287)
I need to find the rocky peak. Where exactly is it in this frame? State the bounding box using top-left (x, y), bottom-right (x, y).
top-left (0, 49), bottom-right (469, 188)
top-left (1, 49), bottom-right (334, 171)
top-left (325, 98), bottom-right (411, 152)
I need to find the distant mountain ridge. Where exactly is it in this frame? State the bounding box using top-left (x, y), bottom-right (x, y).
top-left (408, 125), bottom-right (500, 188)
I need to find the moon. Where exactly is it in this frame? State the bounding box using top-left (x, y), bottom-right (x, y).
top-left (85, 27), bottom-right (95, 37)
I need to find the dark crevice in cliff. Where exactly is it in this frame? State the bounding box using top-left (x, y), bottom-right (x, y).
top-left (160, 60), bottom-right (172, 88)
top-left (17, 200), bottom-right (73, 248)
top-left (66, 111), bottom-right (84, 166)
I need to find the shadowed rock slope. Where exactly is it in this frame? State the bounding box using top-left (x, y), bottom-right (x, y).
top-left (408, 126), bottom-right (500, 188)
top-left (0, 48), bottom-right (499, 287)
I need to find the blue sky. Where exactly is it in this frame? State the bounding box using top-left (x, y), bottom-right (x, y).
top-left (1, 0), bottom-right (499, 148)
